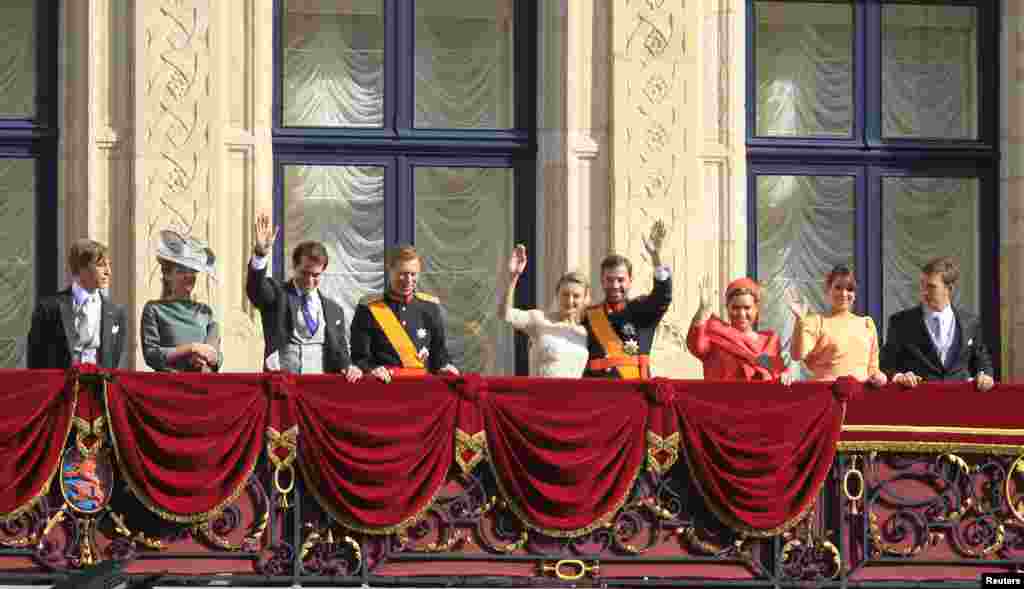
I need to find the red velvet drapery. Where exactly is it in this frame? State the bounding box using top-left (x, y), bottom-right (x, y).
top-left (13, 368), bottom-right (1005, 538)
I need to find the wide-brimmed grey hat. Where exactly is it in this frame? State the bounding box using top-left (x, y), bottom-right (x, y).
top-left (155, 230), bottom-right (217, 280)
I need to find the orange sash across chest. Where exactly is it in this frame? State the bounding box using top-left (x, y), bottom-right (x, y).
top-left (586, 306), bottom-right (641, 379)
top-left (368, 300), bottom-right (424, 369)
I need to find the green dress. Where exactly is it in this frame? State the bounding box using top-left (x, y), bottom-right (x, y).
top-left (140, 300), bottom-right (221, 372)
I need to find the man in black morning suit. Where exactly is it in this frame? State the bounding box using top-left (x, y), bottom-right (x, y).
top-left (349, 245), bottom-right (459, 383)
top-left (582, 220), bottom-right (672, 379)
top-left (28, 239), bottom-right (127, 369)
top-left (246, 213), bottom-right (362, 381)
top-left (881, 256), bottom-right (994, 391)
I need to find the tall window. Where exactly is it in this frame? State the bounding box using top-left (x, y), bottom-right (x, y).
top-left (747, 0), bottom-right (999, 373)
top-left (274, 0), bottom-right (536, 375)
top-left (0, 0), bottom-right (58, 368)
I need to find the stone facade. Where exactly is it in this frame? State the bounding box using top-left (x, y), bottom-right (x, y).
top-left (55, 0), bottom-right (1020, 379)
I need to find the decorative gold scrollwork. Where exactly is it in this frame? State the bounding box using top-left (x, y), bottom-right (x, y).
top-left (540, 559), bottom-right (600, 581)
top-left (645, 431), bottom-right (680, 475)
top-left (780, 538), bottom-right (841, 580)
top-left (107, 508), bottom-right (165, 550)
top-left (266, 426), bottom-right (298, 509)
top-left (454, 429), bottom-right (487, 475)
top-left (843, 454), bottom-right (864, 515)
top-left (1005, 454), bottom-right (1024, 523)
top-left (72, 416), bottom-right (107, 457)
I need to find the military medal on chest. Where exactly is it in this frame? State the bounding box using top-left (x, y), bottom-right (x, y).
top-left (623, 338), bottom-right (640, 355)
top-left (417, 328), bottom-right (428, 340)
top-left (621, 323), bottom-right (639, 355)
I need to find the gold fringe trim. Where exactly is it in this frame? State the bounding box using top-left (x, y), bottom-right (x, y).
top-left (297, 454), bottom-right (447, 535)
top-left (455, 429), bottom-right (487, 475)
top-left (838, 440), bottom-right (1024, 455)
top-left (104, 381), bottom-right (261, 524)
top-left (487, 437), bottom-right (646, 538)
top-left (0, 379), bottom-right (79, 522)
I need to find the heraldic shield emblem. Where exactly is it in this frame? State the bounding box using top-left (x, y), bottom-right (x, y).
top-left (59, 444), bottom-right (113, 514)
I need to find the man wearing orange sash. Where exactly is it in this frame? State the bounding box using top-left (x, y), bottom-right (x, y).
top-left (582, 220), bottom-right (672, 379)
top-left (350, 245), bottom-right (459, 383)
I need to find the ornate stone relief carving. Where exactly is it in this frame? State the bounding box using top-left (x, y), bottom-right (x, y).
top-left (702, 3), bottom-right (730, 147)
top-left (143, 1), bottom-right (213, 299)
top-left (617, 0), bottom-right (689, 364)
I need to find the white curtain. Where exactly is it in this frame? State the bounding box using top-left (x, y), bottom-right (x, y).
top-left (882, 177), bottom-right (979, 333)
top-left (415, 167), bottom-right (515, 375)
top-left (414, 6), bottom-right (513, 129)
top-left (756, 175), bottom-right (856, 374)
top-left (0, 0), bottom-right (34, 117)
top-left (283, 11), bottom-right (384, 127)
top-left (882, 5), bottom-right (977, 139)
top-left (0, 160), bottom-right (35, 368)
top-left (282, 1), bottom-right (513, 130)
top-left (283, 165), bottom-right (386, 332)
top-left (756, 3), bottom-right (853, 137)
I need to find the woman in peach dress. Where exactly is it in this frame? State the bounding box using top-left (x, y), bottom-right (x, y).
top-left (687, 276), bottom-right (794, 383)
top-left (786, 265), bottom-right (887, 386)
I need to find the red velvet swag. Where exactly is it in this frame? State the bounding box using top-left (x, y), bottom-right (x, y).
top-left (0, 370), bottom-right (74, 520)
top-left (665, 380), bottom-right (846, 534)
top-left (479, 377), bottom-right (649, 536)
top-left (289, 377), bottom-right (460, 532)
top-left (15, 369), bottom-right (995, 537)
top-left (104, 371), bottom-right (269, 522)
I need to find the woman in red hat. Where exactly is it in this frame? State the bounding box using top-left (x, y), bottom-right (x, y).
top-left (687, 276), bottom-right (793, 383)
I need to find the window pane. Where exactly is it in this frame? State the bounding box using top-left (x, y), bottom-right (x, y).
top-left (414, 167), bottom-right (514, 374)
top-left (0, 0), bottom-right (36, 117)
top-left (755, 175), bottom-right (856, 376)
top-left (882, 177), bottom-right (979, 334)
top-left (755, 1), bottom-right (853, 137)
top-left (282, 0), bottom-right (384, 128)
top-left (415, 0), bottom-right (514, 129)
top-left (282, 165), bottom-right (386, 329)
top-left (0, 160), bottom-right (35, 367)
top-left (882, 4), bottom-right (978, 140)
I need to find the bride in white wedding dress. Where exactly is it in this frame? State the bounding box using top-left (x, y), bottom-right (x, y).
top-left (498, 245), bottom-right (590, 377)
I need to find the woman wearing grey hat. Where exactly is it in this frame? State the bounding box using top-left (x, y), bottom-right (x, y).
top-left (140, 230), bottom-right (221, 372)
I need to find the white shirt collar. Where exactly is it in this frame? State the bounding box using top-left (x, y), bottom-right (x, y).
top-left (71, 281), bottom-right (99, 307)
top-left (924, 304), bottom-right (954, 324)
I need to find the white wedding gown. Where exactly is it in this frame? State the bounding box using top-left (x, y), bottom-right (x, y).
top-left (504, 309), bottom-right (589, 377)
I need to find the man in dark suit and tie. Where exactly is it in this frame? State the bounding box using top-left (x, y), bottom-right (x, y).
top-left (246, 213), bottom-right (362, 381)
top-left (881, 256), bottom-right (994, 391)
top-left (27, 239), bottom-right (127, 369)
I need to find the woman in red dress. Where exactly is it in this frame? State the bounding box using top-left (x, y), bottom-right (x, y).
top-left (686, 276), bottom-right (793, 383)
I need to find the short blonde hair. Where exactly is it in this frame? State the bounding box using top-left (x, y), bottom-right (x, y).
top-left (386, 245), bottom-right (421, 269)
top-left (68, 239), bottom-right (109, 276)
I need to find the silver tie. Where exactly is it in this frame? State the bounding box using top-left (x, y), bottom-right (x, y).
top-left (75, 298), bottom-right (94, 350)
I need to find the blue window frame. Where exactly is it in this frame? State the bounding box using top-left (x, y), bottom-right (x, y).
top-left (273, 0), bottom-right (537, 375)
top-left (746, 0), bottom-right (1001, 375)
top-left (0, 0), bottom-right (59, 367)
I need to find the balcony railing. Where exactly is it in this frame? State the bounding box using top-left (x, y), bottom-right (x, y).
top-left (0, 366), bottom-right (1021, 587)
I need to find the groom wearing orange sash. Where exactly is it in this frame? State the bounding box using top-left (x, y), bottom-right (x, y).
top-left (583, 221), bottom-right (672, 379)
top-left (350, 245), bottom-right (459, 383)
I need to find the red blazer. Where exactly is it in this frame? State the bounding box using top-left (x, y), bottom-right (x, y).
top-left (686, 316), bottom-right (786, 381)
